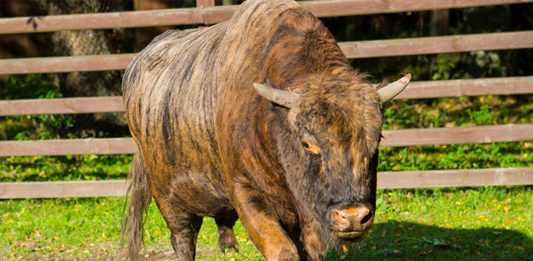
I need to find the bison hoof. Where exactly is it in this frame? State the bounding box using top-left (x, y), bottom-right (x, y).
top-left (218, 228), bottom-right (240, 253)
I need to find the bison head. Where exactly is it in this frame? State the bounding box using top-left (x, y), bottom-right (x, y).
top-left (253, 74), bottom-right (410, 255)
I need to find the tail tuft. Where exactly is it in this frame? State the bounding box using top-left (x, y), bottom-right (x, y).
top-left (121, 154), bottom-right (152, 260)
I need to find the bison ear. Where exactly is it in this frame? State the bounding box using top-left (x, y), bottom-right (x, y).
top-left (377, 73), bottom-right (411, 103)
top-left (253, 83), bottom-right (300, 108)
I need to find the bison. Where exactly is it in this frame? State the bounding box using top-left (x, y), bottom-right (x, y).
top-left (121, 0), bottom-right (410, 260)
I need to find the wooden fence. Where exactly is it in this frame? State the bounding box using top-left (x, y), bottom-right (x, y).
top-left (1, 0), bottom-right (532, 198)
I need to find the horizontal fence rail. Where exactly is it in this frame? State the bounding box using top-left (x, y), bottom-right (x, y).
top-left (339, 31), bottom-right (533, 58)
top-left (1, 31), bottom-right (532, 75)
top-left (381, 124), bottom-right (533, 147)
top-left (0, 54), bottom-right (134, 75)
top-left (0, 0), bottom-right (531, 34)
top-left (1, 167), bottom-right (531, 198)
top-left (0, 97), bottom-right (124, 116)
top-left (377, 167), bottom-right (533, 189)
top-left (0, 138), bottom-right (138, 157)
top-left (0, 180), bottom-right (128, 199)
top-left (395, 76), bottom-right (533, 99)
top-left (1, 124), bottom-right (531, 157)
top-left (1, 76), bottom-right (531, 116)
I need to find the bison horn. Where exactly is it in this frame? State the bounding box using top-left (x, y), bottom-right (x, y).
top-left (253, 83), bottom-right (300, 108)
top-left (377, 73), bottom-right (411, 103)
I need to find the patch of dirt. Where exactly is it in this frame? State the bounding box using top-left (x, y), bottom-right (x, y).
top-left (4, 241), bottom-right (229, 261)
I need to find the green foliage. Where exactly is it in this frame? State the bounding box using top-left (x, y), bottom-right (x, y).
top-left (1, 74), bottom-right (59, 100)
top-left (431, 54), bottom-right (460, 81)
top-left (0, 155), bottom-right (132, 182)
top-left (0, 75), bottom-right (74, 141)
top-left (383, 95), bottom-right (532, 130)
top-left (0, 115), bottom-right (74, 141)
top-left (379, 142), bottom-right (532, 172)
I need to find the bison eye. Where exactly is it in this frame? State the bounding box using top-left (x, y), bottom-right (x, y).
top-left (302, 138), bottom-right (320, 154)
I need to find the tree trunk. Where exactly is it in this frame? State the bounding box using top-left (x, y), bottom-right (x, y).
top-left (35, 0), bottom-right (131, 134)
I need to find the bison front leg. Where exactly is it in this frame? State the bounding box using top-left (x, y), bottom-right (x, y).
top-left (232, 185), bottom-right (299, 261)
top-left (215, 215), bottom-right (240, 253)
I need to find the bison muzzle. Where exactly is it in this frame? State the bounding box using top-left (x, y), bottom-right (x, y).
top-left (121, 0), bottom-right (411, 260)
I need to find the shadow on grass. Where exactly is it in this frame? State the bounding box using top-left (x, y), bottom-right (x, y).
top-left (325, 221), bottom-right (532, 260)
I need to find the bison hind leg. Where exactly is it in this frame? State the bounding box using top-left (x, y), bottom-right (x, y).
top-left (215, 215), bottom-right (240, 253)
top-left (165, 212), bottom-right (203, 261)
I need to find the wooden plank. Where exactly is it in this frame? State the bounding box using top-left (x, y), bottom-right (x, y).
top-left (339, 31), bottom-right (533, 58)
top-left (1, 76), bottom-right (530, 116)
top-left (1, 124), bottom-right (531, 157)
top-left (1, 0), bottom-right (530, 34)
top-left (0, 54), bottom-right (134, 75)
top-left (1, 31), bottom-right (531, 75)
top-left (395, 76), bottom-right (533, 99)
top-left (0, 138), bottom-right (138, 157)
top-left (0, 8), bottom-right (210, 34)
top-left (303, 0), bottom-right (533, 18)
top-left (0, 96), bottom-right (124, 116)
top-left (0, 180), bottom-right (128, 199)
top-left (377, 167), bottom-right (533, 189)
top-left (381, 124), bottom-right (533, 147)
top-left (1, 168), bottom-right (531, 198)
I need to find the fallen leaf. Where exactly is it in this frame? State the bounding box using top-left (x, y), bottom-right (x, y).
top-left (503, 206), bottom-right (511, 214)
top-left (416, 248), bottom-right (433, 257)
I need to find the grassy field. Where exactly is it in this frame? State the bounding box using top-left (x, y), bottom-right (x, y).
top-left (1, 186), bottom-right (531, 260)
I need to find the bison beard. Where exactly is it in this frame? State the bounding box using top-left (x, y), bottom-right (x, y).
top-left (121, 0), bottom-right (410, 260)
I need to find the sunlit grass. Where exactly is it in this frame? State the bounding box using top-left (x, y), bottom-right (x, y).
top-left (1, 186), bottom-right (531, 260)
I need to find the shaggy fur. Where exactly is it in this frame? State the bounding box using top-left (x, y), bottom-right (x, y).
top-left (121, 154), bottom-right (151, 260)
top-left (122, 0), bottom-right (384, 260)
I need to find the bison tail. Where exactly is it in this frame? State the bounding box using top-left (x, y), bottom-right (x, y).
top-left (121, 154), bottom-right (152, 260)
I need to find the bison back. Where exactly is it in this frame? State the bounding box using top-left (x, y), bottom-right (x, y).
top-left (123, 24), bottom-right (229, 165)
top-left (121, 24), bottom-right (232, 216)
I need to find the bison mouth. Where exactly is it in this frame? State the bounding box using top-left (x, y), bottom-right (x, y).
top-left (328, 203), bottom-right (374, 240)
top-left (333, 230), bottom-right (365, 239)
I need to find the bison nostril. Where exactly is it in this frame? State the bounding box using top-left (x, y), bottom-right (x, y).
top-left (333, 210), bottom-right (349, 225)
top-left (332, 205), bottom-right (373, 230)
top-left (360, 211), bottom-right (372, 225)
top-left (331, 205), bottom-right (374, 238)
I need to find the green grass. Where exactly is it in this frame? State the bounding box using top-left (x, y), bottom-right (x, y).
top-left (327, 186), bottom-right (533, 260)
top-left (1, 187), bottom-right (531, 260)
top-left (0, 197), bottom-right (261, 260)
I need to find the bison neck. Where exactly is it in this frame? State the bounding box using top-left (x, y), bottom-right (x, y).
top-left (214, 0), bottom-right (361, 258)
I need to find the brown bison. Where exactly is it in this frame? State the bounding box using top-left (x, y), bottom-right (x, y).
top-left (121, 0), bottom-right (410, 260)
